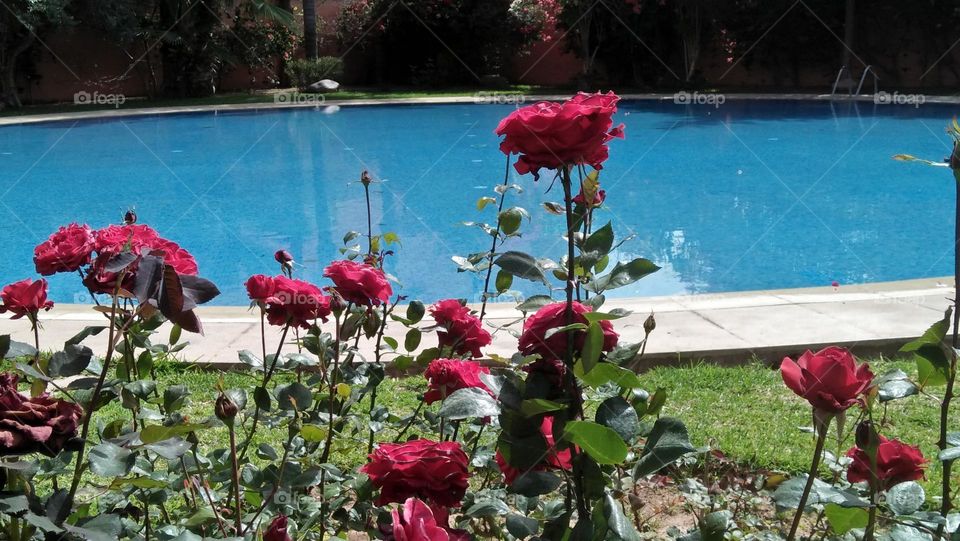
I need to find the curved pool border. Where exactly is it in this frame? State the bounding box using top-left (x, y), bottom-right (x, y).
top-left (2, 93), bottom-right (956, 365)
top-left (3, 91), bottom-right (960, 127)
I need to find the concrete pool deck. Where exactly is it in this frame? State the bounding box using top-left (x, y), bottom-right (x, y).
top-left (0, 277), bottom-right (950, 369)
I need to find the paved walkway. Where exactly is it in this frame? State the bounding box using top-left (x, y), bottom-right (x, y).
top-left (0, 278), bottom-right (949, 369)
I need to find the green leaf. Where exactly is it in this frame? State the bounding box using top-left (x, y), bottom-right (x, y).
top-left (477, 196), bottom-right (497, 210)
top-left (88, 442), bottom-right (135, 477)
top-left (140, 423), bottom-right (208, 444)
top-left (824, 503), bottom-right (868, 534)
top-left (575, 362), bottom-right (643, 389)
top-left (580, 222), bottom-right (615, 270)
top-left (604, 492), bottom-right (641, 541)
top-left (4, 340), bottom-right (37, 359)
top-left (586, 258), bottom-right (660, 293)
top-left (543, 323), bottom-right (587, 340)
top-left (902, 314), bottom-right (949, 352)
top-left (169, 324), bottom-right (182, 346)
top-left (509, 471), bottom-right (562, 497)
top-left (888, 481), bottom-right (925, 516)
top-left (877, 369), bottom-right (920, 402)
top-left (494, 251), bottom-right (549, 284)
top-left (495, 270), bottom-right (513, 293)
top-left (580, 322), bottom-right (604, 373)
top-left (439, 387), bottom-right (500, 420)
top-left (48, 345), bottom-right (93, 377)
top-left (520, 399), bottom-right (566, 417)
top-left (499, 208), bottom-right (523, 236)
top-left (404, 328), bottom-right (421, 352)
top-left (276, 382), bottom-right (313, 410)
top-left (916, 345), bottom-right (950, 387)
top-left (144, 438), bottom-right (191, 460)
top-left (699, 510), bottom-right (732, 541)
top-left (238, 349), bottom-right (264, 371)
top-left (633, 417), bottom-right (695, 477)
top-left (543, 202), bottom-right (565, 215)
top-left (517, 295), bottom-right (553, 313)
top-left (163, 385), bottom-right (189, 412)
top-left (772, 476), bottom-right (868, 511)
top-left (65, 326), bottom-right (106, 347)
top-left (596, 396), bottom-right (640, 442)
top-left (562, 421), bottom-right (628, 465)
top-left (466, 499), bottom-right (510, 517)
top-left (506, 514), bottom-right (539, 538)
top-left (406, 301), bottom-right (425, 324)
top-left (300, 424), bottom-right (327, 442)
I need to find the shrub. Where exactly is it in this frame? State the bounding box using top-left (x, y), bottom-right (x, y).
top-left (285, 57), bottom-right (345, 89)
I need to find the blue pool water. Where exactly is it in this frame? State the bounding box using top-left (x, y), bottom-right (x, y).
top-left (0, 99), bottom-right (956, 305)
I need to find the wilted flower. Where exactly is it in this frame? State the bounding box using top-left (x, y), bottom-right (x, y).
top-left (0, 373), bottom-right (81, 456)
top-left (264, 514), bottom-right (292, 541)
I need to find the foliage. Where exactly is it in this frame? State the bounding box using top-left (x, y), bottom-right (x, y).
top-left (285, 57), bottom-right (346, 88)
top-left (225, 2), bottom-right (300, 85)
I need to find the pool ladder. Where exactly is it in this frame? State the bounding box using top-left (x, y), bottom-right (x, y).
top-left (830, 65), bottom-right (878, 97)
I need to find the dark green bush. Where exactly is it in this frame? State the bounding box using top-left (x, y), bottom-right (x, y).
top-left (285, 57), bottom-right (345, 89)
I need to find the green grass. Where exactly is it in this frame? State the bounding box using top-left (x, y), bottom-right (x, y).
top-left (637, 357), bottom-right (956, 493)
top-left (0, 86), bottom-right (548, 118)
top-left (29, 355), bottom-right (952, 496)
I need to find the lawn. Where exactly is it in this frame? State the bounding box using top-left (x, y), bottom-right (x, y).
top-left (84, 355), bottom-right (953, 494)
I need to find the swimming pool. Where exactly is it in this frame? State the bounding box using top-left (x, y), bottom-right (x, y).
top-left (0, 99), bottom-right (955, 305)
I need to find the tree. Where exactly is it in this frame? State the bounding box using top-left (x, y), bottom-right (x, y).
top-left (0, 0), bottom-right (73, 108)
top-left (303, 0), bottom-right (318, 59)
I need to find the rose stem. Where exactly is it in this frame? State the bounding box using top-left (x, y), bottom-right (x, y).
top-left (786, 424), bottom-right (829, 541)
top-left (238, 323), bottom-right (290, 461)
top-left (562, 165), bottom-right (590, 520)
top-left (937, 166), bottom-right (960, 539)
top-left (479, 154), bottom-right (511, 322)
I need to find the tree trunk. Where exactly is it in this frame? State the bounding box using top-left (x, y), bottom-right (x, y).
top-left (1, 32), bottom-right (36, 108)
top-left (278, 0), bottom-right (293, 86)
top-left (303, 0), bottom-right (318, 60)
top-left (842, 0), bottom-right (855, 68)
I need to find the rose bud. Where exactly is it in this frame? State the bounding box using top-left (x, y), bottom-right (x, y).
top-left (215, 393), bottom-right (238, 425)
top-left (275, 249), bottom-right (294, 277)
top-left (123, 209), bottom-right (137, 225)
top-left (644, 313), bottom-right (656, 335)
top-left (360, 170), bottom-right (372, 186)
top-left (856, 420), bottom-right (881, 452)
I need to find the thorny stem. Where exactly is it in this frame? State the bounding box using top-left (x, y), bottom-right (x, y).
top-left (60, 286), bottom-right (138, 524)
top-left (936, 173), bottom-right (960, 540)
top-left (243, 427), bottom-right (295, 534)
top-left (786, 426), bottom-right (829, 541)
top-left (479, 154), bottom-right (512, 322)
top-left (561, 166), bottom-right (589, 520)
top-left (238, 323), bottom-right (291, 461)
top-left (228, 424), bottom-right (242, 533)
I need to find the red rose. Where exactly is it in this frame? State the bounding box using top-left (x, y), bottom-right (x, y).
top-left (518, 301), bottom-right (618, 361)
top-left (361, 438), bottom-right (470, 507)
top-left (33, 223), bottom-right (95, 275)
top-left (496, 416), bottom-right (572, 485)
top-left (82, 252), bottom-right (136, 295)
top-left (94, 224), bottom-right (160, 256)
top-left (324, 260), bottom-right (393, 306)
top-left (423, 359), bottom-right (491, 404)
top-left (846, 435), bottom-right (927, 490)
top-left (572, 188), bottom-right (606, 208)
top-left (0, 373), bottom-right (81, 456)
top-left (0, 279), bottom-right (54, 320)
top-left (263, 514), bottom-right (292, 541)
top-left (245, 274), bottom-right (278, 303)
top-left (429, 300), bottom-right (492, 358)
top-left (495, 91), bottom-right (625, 178)
top-left (389, 498), bottom-right (468, 541)
top-left (149, 238), bottom-right (198, 275)
top-left (780, 346), bottom-right (873, 414)
top-left (266, 276), bottom-right (331, 329)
